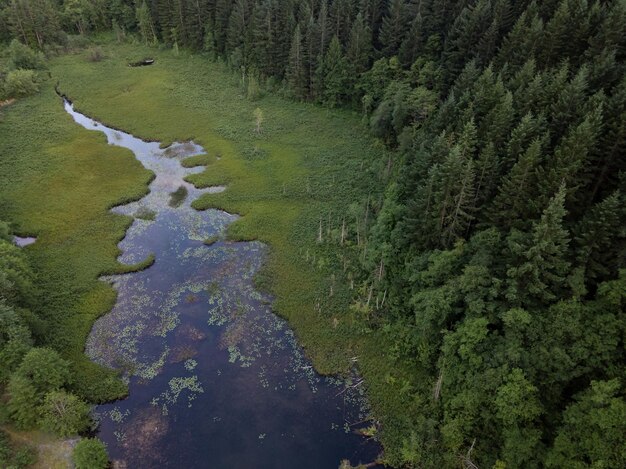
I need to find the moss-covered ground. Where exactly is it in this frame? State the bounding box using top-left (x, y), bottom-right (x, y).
top-left (0, 40), bottom-right (418, 465)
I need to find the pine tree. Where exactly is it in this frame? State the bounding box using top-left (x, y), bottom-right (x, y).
top-left (489, 137), bottom-right (545, 229)
top-left (506, 184), bottom-right (571, 306)
top-left (573, 191), bottom-right (625, 288)
top-left (346, 12), bottom-right (372, 75)
top-left (330, 0), bottom-right (356, 45)
top-left (398, 12), bottom-right (424, 67)
top-left (320, 35), bottom-right (350, 107)
top-left (156, 0), bottom-right (176, 44)
top-left (227, 0), bottom-right (252, 66)
top-left (472, 142), bottom-right (499, 209)
top-left (213, 0), bottom-right (233, 54)
top-left (378, 0), bottom-right (407, 57)
top-left (495, 10), bottom-right (544, 72)
top-left (287, 24), bottom-right (307, 98)
top-left (136, 1), bottom-right (157, 45)
top-left (303, 13), bottom-right (320, 98)
top-left (539, 103), bottom-right (603, 209)
top-left (317, 0), bottom-right (331, 57)
top-left (549, 65), bottom-right (589, 140)
top-left (7, 374), bottom-right (39, 429)
top-left (441, 0), bottom-right (492, 87)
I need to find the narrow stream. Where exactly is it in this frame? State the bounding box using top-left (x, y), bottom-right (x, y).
top-left (63, 100), bottom-right (380, 468)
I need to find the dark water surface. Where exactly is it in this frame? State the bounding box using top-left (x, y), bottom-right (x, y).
top-left (63, 101), bottom-right (380, 468)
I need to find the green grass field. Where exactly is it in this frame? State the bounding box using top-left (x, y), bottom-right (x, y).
top-left (0, 40), bottom-right (419, 465)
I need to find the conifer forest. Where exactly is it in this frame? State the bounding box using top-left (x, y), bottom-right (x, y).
top-left (0, 0), bottom-right (625, 468)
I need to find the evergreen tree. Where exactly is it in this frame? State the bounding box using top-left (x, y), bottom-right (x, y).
top-left (136, 0), bottom-right (157, 44)
top-left (330, 0), bottom-right (356, 45)
top-left (506, 184), bottom-right (571, 306)
top-left (489, 137), bottom-right (544, 229)
top-left (0, 303), bottom-right (32, 383)
top-left (287, 24), bottom-right (306, 98)
top-left (227, 0), bottom-right (252, 67)
top-left (319, 35), bottom-right (350, 107)
top-left (7, 375), bottom-right (38, 429)
top-left (398, 12), bottom-right (423, 67)
top-left (346, 12), bottom-right (372, 75)
top-left (378, 0), bottom-right (407, 56)
top-left (573, 191), bottom-right (625, 289)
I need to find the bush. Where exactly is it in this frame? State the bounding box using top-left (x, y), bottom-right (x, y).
top-left (3, 70), bottom-right (39, 98)
top-left (72, 438), bottom-right (108, 469)
top-left (87, 47), bottom-right (104, 62)
top-left (7, 40), bottom-right (46, 71)
top-left (65, 34), bottom-right (91, 51)
top-left (39, 391), bottom-right (91, 437)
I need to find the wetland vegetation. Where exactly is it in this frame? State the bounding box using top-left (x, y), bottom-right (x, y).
top-left (1, 0), bottom-right (626, 468)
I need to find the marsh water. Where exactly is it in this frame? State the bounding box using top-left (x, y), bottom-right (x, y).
top-left (63, 100), bottom-right (380, 468)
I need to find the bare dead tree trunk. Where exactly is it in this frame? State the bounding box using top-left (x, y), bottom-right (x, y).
top-left (340, 218), bottom-right (346, 245)
top-left (317, 217), bottom-right (323, 243)
top-left (366, 284), bottom-right (373, 308)
top-left (433, 371), bottom-right (443, 401)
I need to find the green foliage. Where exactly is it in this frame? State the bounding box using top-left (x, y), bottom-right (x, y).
top-left (7, 40), bottom-right (46, 71)
top-left (318, 36), bottom-right (350, 107)
top-left (7, 375), bottom-right (39, 430)
top-left (0, 239), bottom-right (33, 304)
top-left (16, 348), bottom-right (69, 395)
top-left (0, 0), bottom-right (625, 464)
top-left (0, 303), bottom-right (33, 383)
top-left (73, 438), bottom-right (108, 469)
top-left (3, 70), bottom-right (39, 99)
top-left (548, 379), bottom-right (626, 468)
top-left (39, 390), bottom-right (91, 437)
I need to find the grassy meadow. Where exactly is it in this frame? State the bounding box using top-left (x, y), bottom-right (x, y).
top-left (0, 78), bottom-right (153, 402)
top-left (1, 40), bottom-right (418, 464)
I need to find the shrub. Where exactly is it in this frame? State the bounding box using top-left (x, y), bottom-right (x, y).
top-left (87, 47), bottom-right (104, 62)
top-left (3, 70), bottom-right (39, 98)
top-left (7, 40), bottom-right (46, 70)
top-left (73, 438), bottom-right (108, 469)
top-left (65, 34), bottom-right (91, 51)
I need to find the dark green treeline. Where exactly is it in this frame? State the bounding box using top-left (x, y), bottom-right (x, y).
top-left (2, 0), bottom-right (626, 467)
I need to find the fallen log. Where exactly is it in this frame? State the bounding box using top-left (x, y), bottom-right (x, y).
top-left (129, 58), bottom-right (155, 67)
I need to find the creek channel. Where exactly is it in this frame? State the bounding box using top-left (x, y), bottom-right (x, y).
top-left (63, 99), bottom-right (381, 468)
